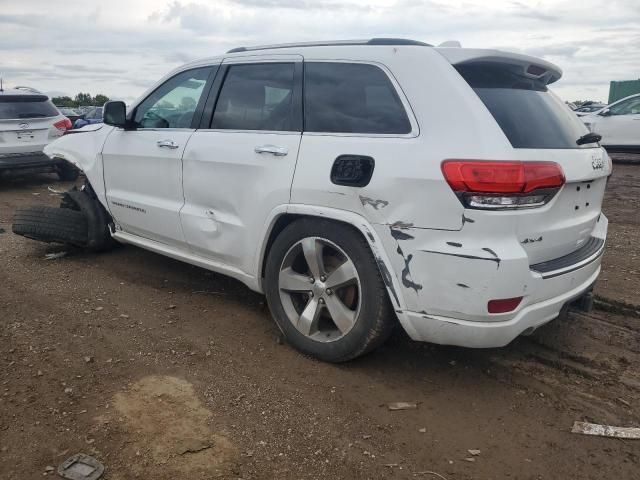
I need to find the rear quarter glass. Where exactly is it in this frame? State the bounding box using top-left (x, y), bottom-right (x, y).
top-left (456, 63), bottom-right (594, 149)
top-left (0, 95), bottom-right (59, 120)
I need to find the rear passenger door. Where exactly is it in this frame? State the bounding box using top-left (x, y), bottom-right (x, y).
top-left (181, 57), bottom-right (303, 274)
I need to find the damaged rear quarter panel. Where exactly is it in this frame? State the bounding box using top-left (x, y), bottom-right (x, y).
top-left (373, 223), bottom-right (532, 317)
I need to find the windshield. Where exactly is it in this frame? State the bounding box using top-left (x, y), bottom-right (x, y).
top-left (0, 95), bottom-right (59, 120)
top-left (456, 63), bottom-right (595, 149)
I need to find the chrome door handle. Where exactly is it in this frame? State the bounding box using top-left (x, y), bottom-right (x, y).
top-left (254, 145), bottom-right (288, 156)
top-left (157, 140), bottom-right (179, 149)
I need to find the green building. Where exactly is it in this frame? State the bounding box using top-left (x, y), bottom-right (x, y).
top-left (608, 79), bottom-right (640, 104)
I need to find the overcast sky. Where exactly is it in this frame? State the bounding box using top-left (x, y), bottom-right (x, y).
top-left (1, 0), bottom-right (638, 103)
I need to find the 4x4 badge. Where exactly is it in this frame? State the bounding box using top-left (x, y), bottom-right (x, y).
top-left (591, 155), bottom-right (604, 170)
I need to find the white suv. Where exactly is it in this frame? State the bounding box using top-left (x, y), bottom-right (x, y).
top-left (34, 39), bottom-right (610, 361)
top-left (581, 93), bottom-right (640, 150)
top-left (0, 87), bottom-right (78, 180)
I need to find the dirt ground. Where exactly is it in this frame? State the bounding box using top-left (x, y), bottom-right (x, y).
top-left (1, 156), bottom-right (638, 480)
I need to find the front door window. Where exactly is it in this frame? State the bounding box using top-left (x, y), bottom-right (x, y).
top-left (134, 67), bottom-right (213, 129)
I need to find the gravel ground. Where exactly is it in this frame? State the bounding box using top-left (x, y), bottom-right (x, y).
top-left (0, 157), bottom-right (638, 480)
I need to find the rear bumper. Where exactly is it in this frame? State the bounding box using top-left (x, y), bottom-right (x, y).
top-left (403, 265), bottom-right (600, 348)
top-left (0, 152), bottom-right (62, 171)
top-left (384, 214), bottom-right (608, 348)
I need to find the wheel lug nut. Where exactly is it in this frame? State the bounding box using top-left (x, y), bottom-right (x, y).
top-left (320, 275), bottom-right (326, 282)
top-left (326, 288), bottom-right (333, 295)
top-left (319, 298), bottom-right (325, 304)
top-left (309, 277), bottom-right (315, 283)
top-left (309, 292), bottom-right (314, 297)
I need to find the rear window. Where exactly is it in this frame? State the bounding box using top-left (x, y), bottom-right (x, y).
top-left (456, 64), bottom-right (593, 149)
top-left (304, 62), bottom-right (411, 134)
top-left (0, 95), bottom-right (59, 120)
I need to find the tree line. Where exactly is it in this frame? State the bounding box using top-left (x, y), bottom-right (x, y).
top-left (51, 93), bottom-right (110, 108)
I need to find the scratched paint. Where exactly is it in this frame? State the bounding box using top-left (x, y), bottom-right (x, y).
top-left (420, 249), bottom-right (500, 265)
top-left (376, 257), bottom-right (400, 306)
top-left (397, 244), bottom-right (423, 293)
top-left (390, 227), bottom-right (414, 241)
top-left (359, 196), bottom-right (389, 210)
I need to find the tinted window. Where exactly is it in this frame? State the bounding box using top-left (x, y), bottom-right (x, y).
top-left (304, 62), bottom-right (411, 134)
top-left (457, 63), bottom-right (593, 149)
top-left (609, 97), bottom-right (640, 115)
top-left (212, 63), bottom-right (296, 131)
top-left (0, 95), bottom-right (59, 119)
top-left (135, 67), bottom-right (212, 129)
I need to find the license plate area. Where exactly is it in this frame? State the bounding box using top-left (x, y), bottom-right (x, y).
top-left (16, 130), bottom-right (36, 141)
top-left (574, 178), bottom-right (604, 215)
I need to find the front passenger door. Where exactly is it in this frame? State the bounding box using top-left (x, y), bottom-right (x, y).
top-left (102, 66), bottom-right (216, 246)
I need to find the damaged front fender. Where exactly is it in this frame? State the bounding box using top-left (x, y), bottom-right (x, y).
top-left (44, 124), bottom-right (115, 205)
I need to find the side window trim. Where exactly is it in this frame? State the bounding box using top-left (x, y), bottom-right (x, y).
top-left (199, 61), bottom-right (303, 132)
top-left (301, 60), bottom-right (419, 138)
top-left (190, 66), bottom-right (220, 129)
top-left (198, 64), bottom-right (228, 129)
top-left (129, 65), bottom-right (217, 130)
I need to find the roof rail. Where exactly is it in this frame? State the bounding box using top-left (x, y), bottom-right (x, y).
top-left (227, 38), bottom-right (431, 54)
top-left (14, 86), bottom-right (42, 94)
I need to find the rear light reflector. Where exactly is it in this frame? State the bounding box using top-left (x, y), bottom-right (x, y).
top-left (441, 160), bottom-right (565, 210)
top-left (53, 118), bottom-right (72, 131)
top-left (488, 297), bottom-right (523, 314)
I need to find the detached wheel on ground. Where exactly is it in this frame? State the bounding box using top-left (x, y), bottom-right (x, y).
top-left (56, 161), bottom-right (80, 181)
top-left (12, 206), bottom-right (88, 246)
top-left (264, 218), bottom-right (395, 362)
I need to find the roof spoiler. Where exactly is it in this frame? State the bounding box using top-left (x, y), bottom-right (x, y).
top-left (436, 48), bottom-right (562, 85)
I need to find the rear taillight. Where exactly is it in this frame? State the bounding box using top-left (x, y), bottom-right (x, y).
top-left (441, 160), bottom-right (565, 210)
top-left (53, 118), bottom-right (72, 131)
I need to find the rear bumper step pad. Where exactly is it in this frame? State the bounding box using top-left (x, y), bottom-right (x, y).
top-left (531, 236), bottom-right (605, 279)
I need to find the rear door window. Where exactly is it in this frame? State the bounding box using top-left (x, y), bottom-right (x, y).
top-left (304, 62), bottom-right (411, 134)
top-left (211, 63), bottom-right (296, 131)
top-left (0, 95), bottom-right (59, 119)
top-left (456, 63), bottom-right (593, 149)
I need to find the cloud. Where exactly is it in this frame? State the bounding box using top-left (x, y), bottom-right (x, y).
top-left (0, 0), bottom-right (638, 102)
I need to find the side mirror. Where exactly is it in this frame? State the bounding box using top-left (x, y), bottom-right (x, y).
top-left (598, 108), bottom-right (610, 116)
top-left (103, 101), bottom-right (128, 128)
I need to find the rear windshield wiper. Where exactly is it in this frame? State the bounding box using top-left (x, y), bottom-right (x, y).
top-left (576, 132), bottom-right (602, 145)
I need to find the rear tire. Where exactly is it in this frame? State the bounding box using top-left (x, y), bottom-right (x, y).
top-left (12, 206), bottom-right (88, 246)
top-left (264, 218), bottom-right (395, 362)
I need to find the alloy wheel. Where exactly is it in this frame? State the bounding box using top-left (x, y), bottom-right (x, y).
top-left (278, 237), bottom-right (361, 342)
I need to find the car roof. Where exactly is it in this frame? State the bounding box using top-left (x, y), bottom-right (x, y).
top-left (0, 86), bottom-right (46, 96)
top-left (180, 38), bottom-right (433, 68)
top-left (178, 38), bottom-right (561, 85)
top-left (226, 38), bottom-right (431, 54)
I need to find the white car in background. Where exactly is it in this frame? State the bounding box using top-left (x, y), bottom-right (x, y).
top-left (14, 39), bottom-right (611, 362)
top-left (582, 93), bottom-right (640, 150)
top-left (0, 86), bottom-right (79, 179)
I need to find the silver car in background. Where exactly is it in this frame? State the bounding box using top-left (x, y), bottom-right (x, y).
top-left (0, 86), bottom-right (79, 180)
